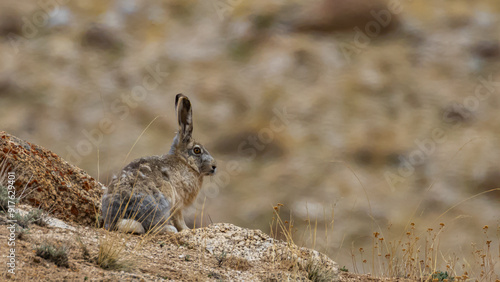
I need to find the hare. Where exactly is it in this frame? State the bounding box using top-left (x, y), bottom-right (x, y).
top-left (101, 94), bottom-right (217, 234)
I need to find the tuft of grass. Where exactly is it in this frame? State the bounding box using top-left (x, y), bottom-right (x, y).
top-left (340, 266), bottom-right (349, 272)
top-left (269, 203), bottom-right (339, 281)
top-left (215, 250), bottom-right (227, 267)
top-left (76, 236), bottom-right (90, 261)
top-left (13, 208), bottom-right (47, 228)
top-left (0, 184), bottom-right (18, 213)
top-left (305, 260), bottom-right (338, 282)
top-left (208, 271), bottom-right (222, 279)
top-left (35, 243), bottom-right (69, 268)
top-left (225, 256), bottom-right (252, 271)
top-left (97, 233), bottom-right (134, 270)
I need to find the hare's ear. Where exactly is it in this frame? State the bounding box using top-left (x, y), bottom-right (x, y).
top-left (175, 93), bottom-right (193, 142)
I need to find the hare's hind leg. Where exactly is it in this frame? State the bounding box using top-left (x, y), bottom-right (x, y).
top-left (116, 219), bottom-right (145, 234)
top-left (137, 193), bottom-right (172, 233)
top-left (101, 192), bottom-right (172, 234)
top-left (102, 193), bottom-right (126, 231)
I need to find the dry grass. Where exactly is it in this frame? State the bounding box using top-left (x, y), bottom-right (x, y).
top-left (268, 204), bottom-right (338, 281)
top-left (97, 231), bottom-right (135, 271)
top-left (225, 256), bottom-right (252, 271)
top-left (270, 199), bottom-right (499, 281)
top-left (305, 260), bottom-right (338, 282)
top-left (0, 157), bottom-right (16, 212)
top-left (261, 141), bottom-right (500, 280)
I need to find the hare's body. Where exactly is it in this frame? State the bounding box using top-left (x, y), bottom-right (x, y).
top-left (101, 94), bottom-right (216, 233)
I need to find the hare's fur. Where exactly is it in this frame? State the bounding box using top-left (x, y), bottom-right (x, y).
top-left (101, 94), bottom-right (216, 234)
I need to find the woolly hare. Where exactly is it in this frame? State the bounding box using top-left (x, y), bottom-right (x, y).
top-left (101, 94), bottom-right (217, 234)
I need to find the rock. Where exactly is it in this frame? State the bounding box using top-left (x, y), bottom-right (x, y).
top-left (81, 24), bottom-right (123, 51)
top-left (174, 223), bottom-right (340, 280)
top-left (213, 129), bottom-right (286, 160)
top-left (0, 131), bottom-right (103, 226)
top-left (0, 10), bottom-right (22, 37)
top-left (289, 0), bottom-right (400, 35)
top-left (471, 40), bottom-right (500, 59)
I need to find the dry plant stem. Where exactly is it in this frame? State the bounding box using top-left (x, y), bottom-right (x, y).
top-left (200, 196), bottom-right (206, 229)
top-left (403, 139), bottom-right (478, 238)
top-left (121, 116), bottom-right (161, 166)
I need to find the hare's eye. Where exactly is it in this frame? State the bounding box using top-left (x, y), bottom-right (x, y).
top-left (193, 147), bottom-right (202, 154)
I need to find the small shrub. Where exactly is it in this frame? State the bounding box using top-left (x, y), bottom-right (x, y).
top-left (35, 243), bottom-right (69, 268)
top-left (431, 271), bottom-right (454, 282)
top-left (14, 224), bottom-right (29, 240)
top-left (27, 208), bottom-right (47, 227)
top-left (13, 209), bottom-right (47, 228)
top-left (340, 266), bottom-right (349, 272)
top-left (215, 250), bottom-right (227, 267)
top-left (13, 212), bottom-right (29, 228)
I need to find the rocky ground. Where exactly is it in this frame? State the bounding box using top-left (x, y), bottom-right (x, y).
top-left (0, 214), bottom-right (326, 281)
top-left (0, 208), bottom-right (414, 281)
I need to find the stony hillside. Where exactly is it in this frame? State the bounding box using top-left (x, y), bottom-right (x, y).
top-left (1, 215), bottom-right (345, 281)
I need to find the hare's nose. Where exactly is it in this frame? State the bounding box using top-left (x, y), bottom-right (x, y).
top-left (210, 165), bottom-right (217, 174)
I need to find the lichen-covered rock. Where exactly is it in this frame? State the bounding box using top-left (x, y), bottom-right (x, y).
top-left (0, 131), bottom-right (102, 226)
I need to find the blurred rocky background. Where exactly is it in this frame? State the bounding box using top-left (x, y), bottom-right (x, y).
top-left (1, 0), bottom-right (499, 275)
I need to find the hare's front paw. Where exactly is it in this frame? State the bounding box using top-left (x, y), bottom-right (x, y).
top-left (172, 212), bottom-right (190, 232)
top-left (150, 224), bottom-right (178, 234)
top-left (163, 225), bottom-right (178, 233)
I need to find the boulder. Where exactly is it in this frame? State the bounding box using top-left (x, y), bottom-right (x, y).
top-left (0, 131), bottom-right (103, 226)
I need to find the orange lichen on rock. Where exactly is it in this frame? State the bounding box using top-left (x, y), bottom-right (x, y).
top-left (0, 131), bottom-right (103, 226)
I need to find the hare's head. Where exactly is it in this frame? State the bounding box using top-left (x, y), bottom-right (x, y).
top-left (169, 94), bottom-right (217, 176)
